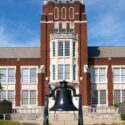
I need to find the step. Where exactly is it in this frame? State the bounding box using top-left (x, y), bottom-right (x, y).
top-left (49, 120), bottom-right (78, 125)
top-left (49, 112), bottom-right (78, 121)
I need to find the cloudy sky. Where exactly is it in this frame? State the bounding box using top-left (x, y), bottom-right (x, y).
top-left (0, 0), bottom-right (125, 47)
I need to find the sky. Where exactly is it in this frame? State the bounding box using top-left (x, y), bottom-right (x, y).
top-left (0, 0), bottom-right (125, 47)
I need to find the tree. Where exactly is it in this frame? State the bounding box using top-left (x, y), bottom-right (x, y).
top-left (0, 74), bottom-right (3, 90)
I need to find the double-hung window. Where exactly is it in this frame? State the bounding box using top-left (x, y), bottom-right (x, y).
top-left (113, 67), bottom-right (125, 83)
top-left (90, 67), bottom-right (107, 83)
top-left (52, 41), bottom-right (55, 57)
top-left (114, 90), bottom-right (125, 104)
top-left (65, 41), bottom-right (70, 56)
top-left (58, 42), bottom-right (63, 56)
top-left (22, 67), bottom-right (37, 84)
top-left (0, 68), bottom-right (15, 84)
top-left (22, 90), bottom-right (36, 106)
top-left (0, 90), bottom-right (14, 104)
top-left (58, 41), bottom-right (70, 57)
top-left (58, 64), bottom-right (70, 81)
top-left (91, 90), bottom-right (106, 105)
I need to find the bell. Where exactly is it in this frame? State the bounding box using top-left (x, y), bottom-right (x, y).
top-left (50, 81), bottom-right (78, 111)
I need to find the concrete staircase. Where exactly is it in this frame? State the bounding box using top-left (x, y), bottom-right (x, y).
top-left (49, 112), bottom-right (78, 125)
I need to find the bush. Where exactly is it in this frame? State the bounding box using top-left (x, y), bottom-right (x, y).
top-left (113, 103), bottom-right (120, 108)
top-left (121, 114), bottom-right (125, 121)
top-left (0, 120), bottom-right (21, 125)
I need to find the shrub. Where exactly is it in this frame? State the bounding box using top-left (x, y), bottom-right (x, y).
top-left (113, 103), bottom-right (120, 108)
top-left (0, 120), bottom-right (21, 125)
top-left (121, 114), bottom-right (125, 121)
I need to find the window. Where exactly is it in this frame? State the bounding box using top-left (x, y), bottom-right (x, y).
top-left (8, 90), bottom-right (14, 104)
top-left (8, 69), bottom-right (15, 83)
top-left (61, 7), bottom-right (66, 19)
top-left (0, 90), bottom-right (6, 101)
top-left (30, 68), bottom-right (37, 83)
top-left (65, 41), bottom-right (70, 56)
top-left (22, 67), bottom-right (37, 84)
top-left (73, 65), bottom-right (76, 81)
top-left (54, 7), bottom-right (59, 19)
top-left (91, 90), bottom-right (106, 105)
top-left (69, 22), bottom-right (74, 32)
top-left (30, 90), bottom-right (36, 105)
top-left (73, 42), bottom-right (76, 57)
top-left (54, 22), bottom-right (59, 32)
top-left (58, 41), bottom-right (70, 57)
top-left (22, 90), bottom-right (28, 105)
top-left (22, 90), bottom-right (36, 106)
top-left (52, 65), bottom-right (55, 80)
top-left (52, 41), bottom-right (55, 57)
top-left (0, 68), bottom-right (15, 84)
top-left (0, 69), bottom-right (6, 83)
top-left (114, 90), bottom-right (120, 104)
top-left (62, 22), bottom-right (67, 32)
top-left (58, 64), bottom-right (63, 80)
top-left (65, 65), bottom-right (70, 80)
top-left (0, 90), bottom-right (14, 104)
top-left (90, 67), bottom-right (107, 83)
top-left (100, 90), bottom-right (106, 104)
top-left (113, 67), bottom-right (125, 83)
top-left (58, 64), bottom-right (70, 81)
top-left (92, 90), bottom-right (98, 105)
top-left (114, 90), bottom-right (125, 104)
top-left (122, 90), bottom-right (125, 102)
top-left (58, 41), bottom-right (63, 56)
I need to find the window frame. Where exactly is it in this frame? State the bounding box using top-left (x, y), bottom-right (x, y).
top-left (90, 66), bottom-right (108, 84)
top-left (112, 66), bottom-right (125, 83)
top-left (0, 66), bottom-right (16, 84)
top-left (21, 90), bottom-right (37, 106)
top-left (21, 66), bottom-right (38, 84)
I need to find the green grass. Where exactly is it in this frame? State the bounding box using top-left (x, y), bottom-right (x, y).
top-left (0, 120), bottom-right (21, 125)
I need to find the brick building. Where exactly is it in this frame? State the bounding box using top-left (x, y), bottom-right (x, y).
top-left (0, 0), bottom-right (125, 111)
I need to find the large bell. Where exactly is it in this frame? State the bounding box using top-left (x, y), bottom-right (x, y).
top-left (50, 81), bottom-right (78, 111)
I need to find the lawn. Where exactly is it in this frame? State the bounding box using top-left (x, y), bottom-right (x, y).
top-left (0, 120), bottom-right (21, 125)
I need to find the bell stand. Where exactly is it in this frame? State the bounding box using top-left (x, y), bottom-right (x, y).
top-left (43, 82), bottom-right (84, 125)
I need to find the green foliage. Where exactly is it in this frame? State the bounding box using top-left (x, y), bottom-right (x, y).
top-left (121, 114), bottom-right (125, 121)
top-left (113, 103), bottom-right (120, 108)
top-left (0, 120), bottom-right (21, 125)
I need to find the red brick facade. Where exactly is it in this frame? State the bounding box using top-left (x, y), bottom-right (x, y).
top-left (0, 1), bottom-right (125, 108)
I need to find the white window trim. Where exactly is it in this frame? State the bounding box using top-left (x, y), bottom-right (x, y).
top-left (0, 90), bottom-right (15, 107)
top-left (91, 89), bottom-right (108, 107)
top-left (54, 7), bottom-right (59, 19)
top-left (113, 89), bottom-right (125, 104)
top-left (50, 38), bottom-right (78, 83)
top-left (0, 66), bottom-right (16, 84)
top-left (21, 89), bottom-right (37, 107)
top-left (90, 65), bottom-right (108, 84)
top-left (21, 66), bottom-right (38, 84)
top-left (112, 65), bottom-right (125, 83)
